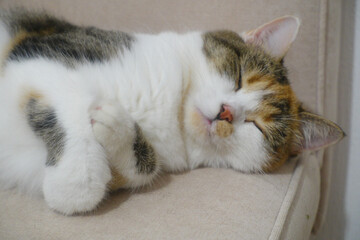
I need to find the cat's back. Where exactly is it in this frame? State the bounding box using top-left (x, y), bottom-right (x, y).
top-left (0, 8), bottom-right (133, 67)
top-left (0, 9), bottom-right (193, 176)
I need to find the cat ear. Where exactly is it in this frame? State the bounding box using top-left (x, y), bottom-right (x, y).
top-left (292, 112), bottom-right (345, 154)
top-left (241, 16), bottom-right (300, 59)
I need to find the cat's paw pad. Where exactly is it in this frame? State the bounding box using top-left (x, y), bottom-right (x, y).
top-left (91, 102), bottom-right (121, 128)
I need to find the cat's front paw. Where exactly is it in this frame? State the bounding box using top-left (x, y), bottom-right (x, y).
top-left (90, 102), bottom-right (135, 154)
top-left (43, 140), bottom-right (111, 215)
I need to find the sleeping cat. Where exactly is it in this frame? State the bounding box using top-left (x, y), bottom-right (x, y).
top-left (0, 9), bottom-right (344, 215)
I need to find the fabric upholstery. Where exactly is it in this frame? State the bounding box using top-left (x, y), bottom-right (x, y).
top-left (312, 0), bottom-right (343, 232)
top-left (0, 0), bottom-right (341, 238)
top-left (0, 155), bottom-right (319, 240)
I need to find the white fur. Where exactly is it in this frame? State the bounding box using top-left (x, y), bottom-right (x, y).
top-left (0, 30), bottom-right (269, 214)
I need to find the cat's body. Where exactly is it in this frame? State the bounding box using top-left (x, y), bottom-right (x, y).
top-left (0, 10), bottom-right (344, 215)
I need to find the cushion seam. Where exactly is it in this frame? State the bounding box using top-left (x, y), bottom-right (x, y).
top-left (267, 155), bottom-right (306, 240)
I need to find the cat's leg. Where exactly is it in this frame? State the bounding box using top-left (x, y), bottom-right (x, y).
top-left (90, 102), bottom-right (160, 191)
top-left (26, 97), bottom-right (111, 215)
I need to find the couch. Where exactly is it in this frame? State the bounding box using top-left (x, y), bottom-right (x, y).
top-left (0, 0), bottom-right (342, 239)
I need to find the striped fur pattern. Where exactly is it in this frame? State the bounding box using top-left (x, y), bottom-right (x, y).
top-left (202, 23), bottom-right (344, 171)
top-left (203, 31), bottom-right (300, 171)
top-left (0, 10), bottom-right (344, 215)
top-left (0, 9), bottom-right (133, 67)
top-left (133, 123), bottom-right (157, 174)
top-left (25, 97), bottom-right (66, 166)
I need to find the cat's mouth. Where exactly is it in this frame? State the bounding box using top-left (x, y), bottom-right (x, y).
top-left (195, 106), bottom-right (234, 138)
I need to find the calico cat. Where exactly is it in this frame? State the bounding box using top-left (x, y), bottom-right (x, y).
top-left (0, 9), bottom-right (344, 215)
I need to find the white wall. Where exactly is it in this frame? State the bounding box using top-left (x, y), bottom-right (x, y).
top-left (344, 0), bottom-right (360, 238)
top-left (315, 0), bottom-right (360, 239)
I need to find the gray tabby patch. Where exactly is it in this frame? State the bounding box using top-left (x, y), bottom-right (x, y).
top-left (133, 124), bottom-right (157, 174)
top-left (26, 98), bottom-right (65, 166)
top-left (1, 9), bottom-right (134, 67)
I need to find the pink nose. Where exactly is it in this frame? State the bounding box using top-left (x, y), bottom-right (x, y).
top-left (218, 104), bottom-right (233, 123)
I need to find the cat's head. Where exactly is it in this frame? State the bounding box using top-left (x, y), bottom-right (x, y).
top-left (184, 16), bottom-right (345, 172)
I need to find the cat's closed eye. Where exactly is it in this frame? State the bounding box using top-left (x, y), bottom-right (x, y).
top-left (235, 68), bottom-right (242, 91)
top-left (245, 119), bottom-right (264, 134)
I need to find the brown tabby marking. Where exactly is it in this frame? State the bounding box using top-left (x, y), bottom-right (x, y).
top-left (203, 31), bottom-right (301, 172)
top-left (1, 9), bottom-right (134, 67)
top-left (1, 30), bottom-right (27, 69)
top-left (108, 167), bottom-right (128, 191)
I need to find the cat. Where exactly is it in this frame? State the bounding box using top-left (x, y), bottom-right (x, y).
top-left (0, 9), bottom-right (344, 215)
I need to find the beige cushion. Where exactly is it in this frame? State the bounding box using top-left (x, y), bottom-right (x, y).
top-left (0, 154), bottom-right (319, 240)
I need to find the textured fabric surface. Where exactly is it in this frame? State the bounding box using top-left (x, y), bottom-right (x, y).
top-left (0, 0), bottom-right (340, 238)
top-left (312, 0), bottom-right (342, 233)
top-left (0, 155), bottom-right (319, 240)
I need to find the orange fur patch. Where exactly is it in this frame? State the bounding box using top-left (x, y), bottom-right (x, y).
top-left (190, 111), bottom-right (208, 136)
top-left (243, 73), bottom-right (275, 91)
top-left (19, 89), bottom-right (45, 110)
top-left (1, 31), bottom-right (28, 71)
top-left (215, 120), bottom-right (234, 138)
top-left (178, 78), bottom-right (191, 134)
top-left (243, 74), bottom-right (301, 172)
top-left (1, 27), bottom-right (56, 71)
top-left (108, 167), bottom-right (128, 192)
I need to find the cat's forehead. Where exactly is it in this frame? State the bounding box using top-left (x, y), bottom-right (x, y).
top-left (202, 30), bottom-right (289, 88)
